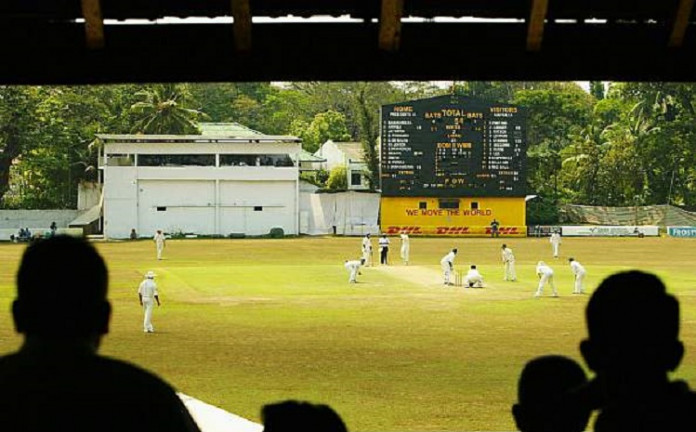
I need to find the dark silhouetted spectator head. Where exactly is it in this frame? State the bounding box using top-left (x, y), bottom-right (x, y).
top-left (513, 355), bottom-right (590, 432)
top-left (580, 271), bottom-right (682, 378)
top-left (13, 235), bottom-right (110, 340)
top-left (262, 400), bottom-right (348, 432)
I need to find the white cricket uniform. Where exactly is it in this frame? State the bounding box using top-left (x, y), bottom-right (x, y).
top-left (440, 252), bottom-right (456, 284)
top-left (465, 268), bottom-right (484, 288)
top-left (400, 234), bottom-right (410, 264)
top-left (501, 247), bottom-right (516, 281)
top-left (154, 232), bottom-right (166, 260)
top-left (344, 259), bottom-right (362, 283)
top-left (570, 260), bottom-right (586, 294)
top-left (535, 262), bottom-right (558, 297)
top-left (550, 233), bottom-right (561, 258)
top-left (138, 278), bottom-right (158, 332)
top-left (361, 237), bottom-right (373, 266)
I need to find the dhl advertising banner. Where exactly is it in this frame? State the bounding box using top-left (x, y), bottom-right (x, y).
top-left (381, 197), bottom-right (526, 237)
top-left (383, 225), bottom-right (526, 236)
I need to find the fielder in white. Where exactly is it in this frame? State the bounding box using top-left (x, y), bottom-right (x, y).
top-left (568, 257), bottom-right (586, 294)
top-left (464, 265), bottom-right (484, 288)
top-left (440, 248), bottom-right (458, 285)
top-left (361, 234), bottom-right (373, 267)
top-left (138, 271), bottom-right (160, 333)
top-left (154, 230), bottom-right (166, 260)
top-left (501, 243), bottom-right (517, 281)
top-left (550, 232), bottom-right (561, 258)
top-left (400, 233), bottom-right (410, 265)
top-left (535, 261), bottom-right (558, 298)
top-left (344, 258), bottom-right (365, 283)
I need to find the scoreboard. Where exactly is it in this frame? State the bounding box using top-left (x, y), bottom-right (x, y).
top-left (380, 95), bottom-right (526, 197)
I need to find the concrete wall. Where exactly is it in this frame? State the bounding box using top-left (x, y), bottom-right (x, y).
top-left (104, 167), bottom-right (299, 238)
top-left (299, 190), bottom-right (380, 235)
top-left (77, 181), bottom-right (102, 210)
top-left (102, 140), bottom-right (301, 239)
top-left (0, 210), bottom-right (81, 231)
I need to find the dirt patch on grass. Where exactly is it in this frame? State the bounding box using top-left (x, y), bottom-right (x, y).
top-left (189, 296), bottom-right (276, 305)
top-left (370, 265), bottom-right (445, 288)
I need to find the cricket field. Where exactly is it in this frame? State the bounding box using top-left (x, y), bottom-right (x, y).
top-left (0, 236), bottom-right (694, 431)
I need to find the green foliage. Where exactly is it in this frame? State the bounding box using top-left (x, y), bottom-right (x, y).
top-left (290, 110), bottom-right (351, 153)
top-left (526, 197), bottom-right (560, 224)
top-left (130, 84), bottom-right (205, 134)
top-left (269, 227), bottom-right (285, 238)
top-left (326, 165), bottom-right (348, 190)
top-left (299, 169), bottom-right (329, 188)
top-left (590, 81), bottom-right (605, 100)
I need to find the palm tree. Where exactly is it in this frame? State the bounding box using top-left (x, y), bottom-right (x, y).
top-left (130, 84), bottom-right (205, 134)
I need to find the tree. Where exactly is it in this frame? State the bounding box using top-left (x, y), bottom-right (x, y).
top-left (590, 81), bottom-right (605, 100)
top-left (514, 84), bottom-right (595, 203)
top-left (189, 82), bottom-right (274, 125)
top-left (561, 122), bottom-right (608, 205)
top-left (291, 110), bottom-right (352, 153)
top-left (0, 87), bottom-right (39, 206)
top-left (326, 165), bottom-right (348, 190)
top-left (130, 84), bottom-right (204, 134)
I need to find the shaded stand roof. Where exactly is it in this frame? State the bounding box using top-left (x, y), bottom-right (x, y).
top-left (1, 0), bottom-right (695, 84)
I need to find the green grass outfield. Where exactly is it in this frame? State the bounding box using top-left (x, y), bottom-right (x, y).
top-left (0, 236), bottom-right (695, 431)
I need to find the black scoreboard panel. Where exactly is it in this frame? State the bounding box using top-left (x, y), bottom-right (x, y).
top-left (380, 95), bottom-right (526, 197)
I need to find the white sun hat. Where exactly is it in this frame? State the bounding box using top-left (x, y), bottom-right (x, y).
top-left (145, 271), bottom-right (156, 279)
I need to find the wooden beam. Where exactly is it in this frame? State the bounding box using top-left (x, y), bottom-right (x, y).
top-left (669, 0), bottom-right (695, 47)
top-left (80, 0), bottom-right (104, 50)
top-left (231, 0), bottom-right (252, 52)
top-left (379, 0), bottom-right (404, 51)
top-left (527, 0), bottom-right (549, 51)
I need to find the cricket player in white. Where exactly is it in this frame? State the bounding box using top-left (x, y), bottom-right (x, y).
top-left (138, 271), bottom-right (160, 333)
top-left (550, 231), bottom-right (561, 258)
top-left (361, 234), bottom-right (373, 267)
top-left (535, 261), bottom-right (558, 298)
top-left (464, 265), bottom-right (484, 288)
top-left (501, 244), bottom-right (517, 281)
top-left (400, 233), bottom-right (410, 265)
top-left (154, 230), bottom-right (166, 260)
top-left (568, 257), bottom-right (586, 294)
top-left (440, 248), bottom-right (457, 285)
top-left (344, 258), bottom-right (365, 283)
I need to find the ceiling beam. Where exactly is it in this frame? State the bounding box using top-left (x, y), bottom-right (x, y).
top-left (379, 0), bottom-right (404, 51)
top-left (669, 0), bottom-right (695, 47)
top-left (231, 0), bottom-right (252, 51)
top-left (80, 0), bottom-right (104, 49)
top-left (527, 0), bottom-right (549, 51)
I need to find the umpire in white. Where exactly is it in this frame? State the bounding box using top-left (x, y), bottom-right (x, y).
top-left (138, 271), bottom-right (160, 333)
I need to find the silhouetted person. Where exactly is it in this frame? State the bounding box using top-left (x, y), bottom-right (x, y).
top-left (579, 270), bottom-right (696, 431)
top-left (262, 400), bottom-right (348, 432)
top-left (0, 235), bottom-right (200, 432)
top-left (513, 355), bottom-right (590, 432)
